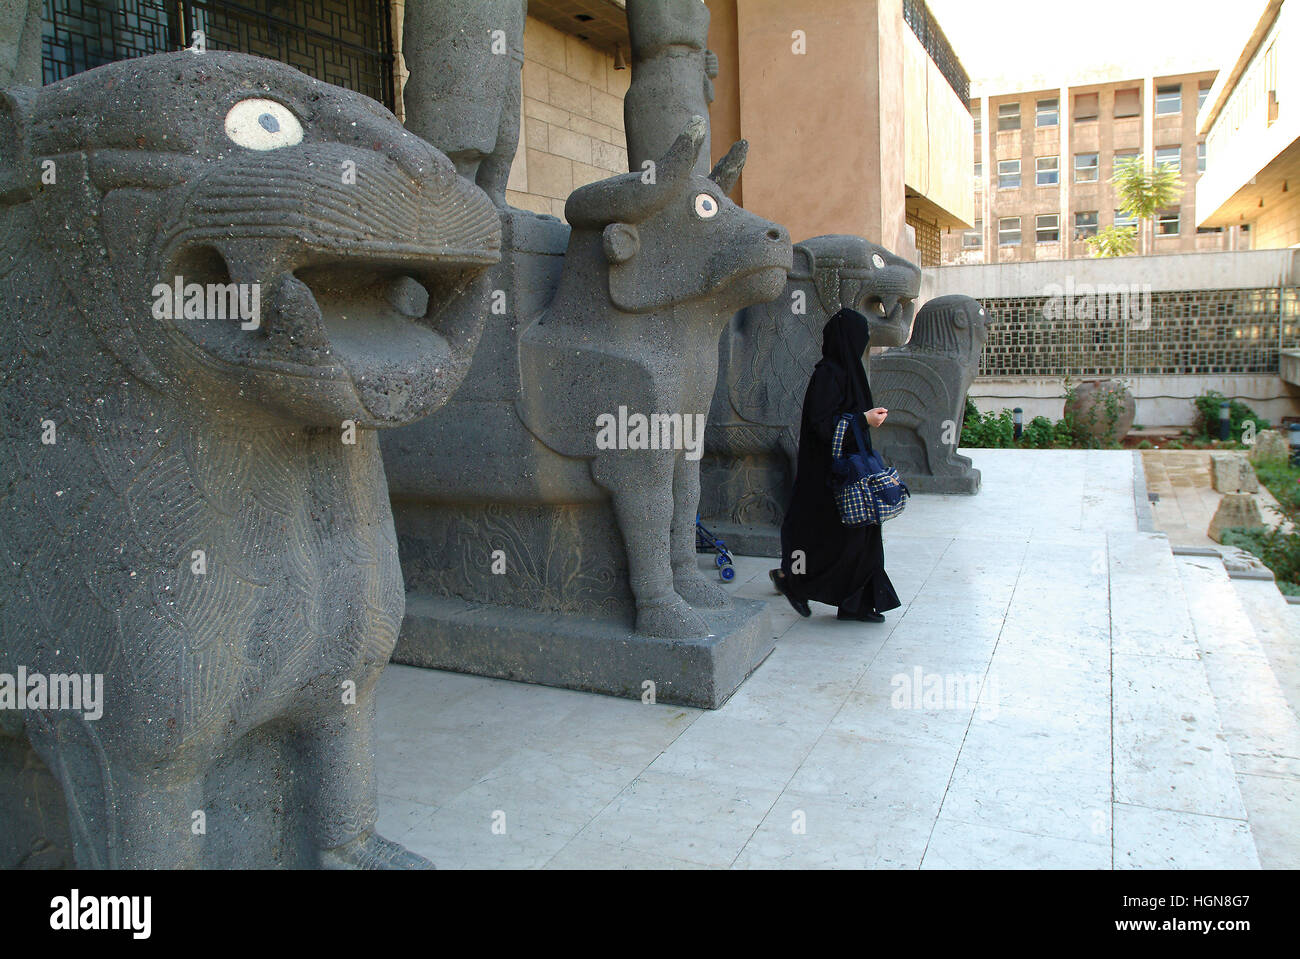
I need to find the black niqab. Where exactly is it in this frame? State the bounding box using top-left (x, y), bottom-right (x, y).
top-left (779, 308), bottom-right (901, 614)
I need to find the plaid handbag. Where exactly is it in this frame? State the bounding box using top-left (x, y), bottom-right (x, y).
top-left (830, 413), bottom-right (909, 527)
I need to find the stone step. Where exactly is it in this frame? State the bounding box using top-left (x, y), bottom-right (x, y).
top-left (1175, 553), bottom-right (1300, 868)
top-left (1108, 531), bottom-right (1261, 867)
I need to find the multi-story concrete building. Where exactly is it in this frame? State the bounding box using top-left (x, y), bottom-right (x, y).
top-left (1197, 0), bottom-right (1300, 249)
top-left (943, 71), bottom-right (1244, 265)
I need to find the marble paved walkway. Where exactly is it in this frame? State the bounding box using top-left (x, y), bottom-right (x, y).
top-left (375, 450), bottom-right (1292, 868)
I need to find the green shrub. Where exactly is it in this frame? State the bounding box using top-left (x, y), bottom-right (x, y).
top-left (1192, 391), bottom-right (1271, 442)
top-left (1021, 415), bottom-right (1057, 449)
top-left (1223, 458), bottom-right (1300, 593)
top-left (1137, 439), bottom-right (1152, 449)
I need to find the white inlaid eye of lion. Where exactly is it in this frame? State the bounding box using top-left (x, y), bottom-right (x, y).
top-left (694, 193), bottom-right (719, 219)
top-left (224, 98), bottom-right (304, 151)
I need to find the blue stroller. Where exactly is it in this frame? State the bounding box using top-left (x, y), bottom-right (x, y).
top-left (694, 515), bottom-right (736, 581)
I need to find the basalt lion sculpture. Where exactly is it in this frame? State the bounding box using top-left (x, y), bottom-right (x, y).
top-left (700, 235), bottom-right (921, 555)
top-left (871, 294), bottom-right (989, 493)
top-left (0, 51), bottom-right (501, 868)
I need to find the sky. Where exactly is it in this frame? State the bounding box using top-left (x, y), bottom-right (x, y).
top-left (926, 0), bottom-right (1265, 94)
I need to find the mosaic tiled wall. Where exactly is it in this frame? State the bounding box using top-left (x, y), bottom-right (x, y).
top-left (977, 288), bottom-right (1300, 377)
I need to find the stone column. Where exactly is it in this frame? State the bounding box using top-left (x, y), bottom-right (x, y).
top-left (0, 0), bottom-right (42, 86)
top-left (1059, 83), bottom-right (1070, 260)
top-left (1142, 74), bottom-right (1155, 254)
top-left (980, 93), bottom-right (992, 260)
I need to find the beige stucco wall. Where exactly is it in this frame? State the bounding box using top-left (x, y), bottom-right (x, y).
top-left (506, 17), bottom-right (630, 220)
top-left (1198, 0), bottom-right (1300, 240)
top-left (902, 25), bottom-right (974, 230)
top-left (719, 0), bottom-right (906, 248)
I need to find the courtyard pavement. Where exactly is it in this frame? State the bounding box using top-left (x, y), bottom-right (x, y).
top-left (1142, 449), bottom-right (1287, 549)
top-left (375, 450), bottom-right (1299, 869)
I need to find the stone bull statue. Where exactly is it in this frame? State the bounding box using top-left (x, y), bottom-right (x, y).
top-left (0, 52), bottom-right (502, 868)
top-left (385, 117), bottom-right (791, 648)
top-left (700, 235), bottom-right (921, 555)
top-left (517, 117), bottom-right (792, 637)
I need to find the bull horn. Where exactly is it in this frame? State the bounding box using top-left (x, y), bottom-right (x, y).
top-left (566, 116), bottom-right (709, 228)
top-left (709, 139), bottom-right (748, 196)
top-left (658, 115), bottom-right (709, 185)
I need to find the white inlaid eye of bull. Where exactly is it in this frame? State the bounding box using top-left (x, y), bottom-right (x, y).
top-left (225, 99), bottom-right (304, 151)
top-left (694, 193), bottom-right (720, 219)
top-left (871, 253), bottom-right (886, 269)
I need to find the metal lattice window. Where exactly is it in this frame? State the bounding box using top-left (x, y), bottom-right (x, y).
top-left (42, 0), bottom-right (395, 110)
top-left (976, 289), bottom-right (1300, 378)
top-left (902, 0), bottom-right (970, 106)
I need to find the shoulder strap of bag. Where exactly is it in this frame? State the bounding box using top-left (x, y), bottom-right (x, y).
top-left (848, 412), bottom-right (871, 455)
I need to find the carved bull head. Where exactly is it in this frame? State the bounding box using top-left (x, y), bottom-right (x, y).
top-left (565, 116), bottom-right (792, 314)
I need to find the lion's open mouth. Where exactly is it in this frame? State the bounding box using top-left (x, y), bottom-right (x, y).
top-left (168, 241), bottom-right (492, 419)
top-left (863, 294), bottom-right (916, 330)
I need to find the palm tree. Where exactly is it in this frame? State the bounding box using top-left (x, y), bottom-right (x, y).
top-left (1087, 155), bottom-right (1183, 257)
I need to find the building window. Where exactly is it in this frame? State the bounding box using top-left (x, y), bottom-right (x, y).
top-left (1157, 209), bottom-right (1181, 235)
top-left (1075, 153), bottom-right (1099, 182)
top-left (1036, 156), bottom-right (1059, 186)
top-left (1199, 82), bottom-right (1212, 112)
top-left (1074, 92), bottom-right (1099, 121)
top-left (963, 220), bottom-right (983, 248)
top-left (1074, 211), bottom-right (1099, 239)
top-left (974, 161), bottom-right (982, 179)
top-left (998, 159), bottom-right (1021, 189)
top-left (1198, 141), bottom-right (1207, 173)
top-left (1037, 98), bottom-right (1059, 127)
top-left (973, 103), bottom-right (981, 134)
top-left (1114, 209), bottom-right (1137, 229)
top-left (1197, 226), bottom-right (1223, 234)
top-left (1156, 84), bottom-right (1182, 115)
top-left (1155, 146), bottom-right (1181, 172)
top-left (999, 217), bottom-right (1022, 246)
top-left (998, 102), bottom-right (1021, 131)
top-left (1036, 214), bottom-right (1060, 242)
top-left (1114, 150), bottom-right (1139, 174)
top-left (1114, 88), bottom-right (1141, 118)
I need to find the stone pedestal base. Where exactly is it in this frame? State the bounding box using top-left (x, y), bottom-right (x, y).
top-left (393, 594), bottom-right (774, 709)
top-left (898, 468), bottom-right (982, 495)
top-left (1208, 492), bottom-right (1266, 543)
top-left (702, 521), bottom-right (781, 559)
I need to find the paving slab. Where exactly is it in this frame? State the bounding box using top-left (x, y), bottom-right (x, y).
top-left (374, 450), bottom-right (1286, 868)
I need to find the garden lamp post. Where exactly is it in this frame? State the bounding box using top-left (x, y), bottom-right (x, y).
top-left (1289, 423), bottom-right (1300, 466)
top-left (1220, 402), bottom-right (1231, 442)
top-left (1013, 407), bottom-right (1023, 441)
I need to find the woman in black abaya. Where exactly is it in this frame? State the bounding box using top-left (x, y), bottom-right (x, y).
top-left (770, 307), bottom-right (901, 623)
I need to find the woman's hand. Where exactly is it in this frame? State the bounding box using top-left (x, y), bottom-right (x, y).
top-left (865, 408), bottom-right (889, 428)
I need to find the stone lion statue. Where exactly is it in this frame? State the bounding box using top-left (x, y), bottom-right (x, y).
top-left (871, 294), bottom-right (989, 493)
top-left (700, 235), bottom-right (922, 554)
top-left (0, 51), bottom-right (501, 868)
